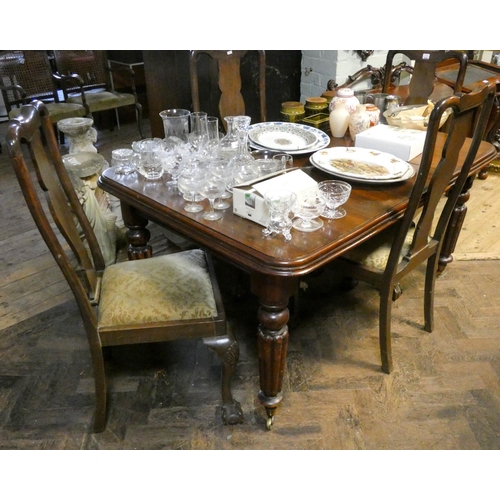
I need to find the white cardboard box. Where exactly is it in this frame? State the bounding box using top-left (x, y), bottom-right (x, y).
top-left (233, 169), bottom-right (317, 227)
top-left (354, 124), bottom-right (427, 161)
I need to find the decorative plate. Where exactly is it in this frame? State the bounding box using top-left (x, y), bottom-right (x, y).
top-left (310, 147), bottom-right (415, 184)
top-left (249, 122), bottom-right (318, 151)
top-left (248, 122), bottom-right (330, 155)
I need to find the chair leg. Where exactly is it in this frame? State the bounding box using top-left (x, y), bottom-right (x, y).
top-left (379, 287), bottom-right (394, 374)
top-left (91, 348), bottom-right (108, 433)
top-left (424, 255), bottom-right (438, 333)
top-left (135, 102), bottom-right (144, 139)
top-left (203, 323), bottom-right (243, 425)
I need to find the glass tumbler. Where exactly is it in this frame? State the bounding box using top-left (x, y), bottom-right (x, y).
top-left (111, 148), bottom-right (135, 175)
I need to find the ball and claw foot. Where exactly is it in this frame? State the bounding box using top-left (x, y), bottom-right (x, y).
top-left (222, 400), bottom-right (244, 425)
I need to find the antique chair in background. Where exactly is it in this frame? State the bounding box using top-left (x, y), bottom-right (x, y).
top-left (0, 50), bottom-right (88, 145)
top-left (52, 50), bottom-right (144, 139)
top-left (189, 50), bottom-right (267, 131)
top-left (382, 50), bottom-right (468, 105)
top-left (329, 50), bottom-right (468, 106)
top-left (5, 101), bottom-right (243, 432)
top-left (335, 81), bottom-right (496, 374)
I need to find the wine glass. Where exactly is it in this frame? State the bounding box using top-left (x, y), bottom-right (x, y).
top-left (178, 167), bottom-right (206, 213)
top-left (188, 111), bottom-right (209, 153)
top-left (208, 159), bottom-right (233, 209)
top-left (292, 190), bottom-right (326, 232)
top-left (199, 178), bottom-right (227, 221)
top-left (317, 180), bottom-right (352, 219)
top-left (262, 189), bottom-right (297, 241)
top-left (273, 153), bottom-right (293, 171)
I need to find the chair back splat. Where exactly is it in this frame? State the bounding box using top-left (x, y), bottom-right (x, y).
top-left (189, 50), bottom-right (266, 131)
top-left (383, 50), bottom-right (468, 105)
top-left (339, 80), bottom-right (496, 374)
top-left (5, 101), bottom-right (243, 432)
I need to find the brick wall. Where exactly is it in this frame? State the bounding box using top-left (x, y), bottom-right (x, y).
top-left (300, 50), bottom-right (389, 102)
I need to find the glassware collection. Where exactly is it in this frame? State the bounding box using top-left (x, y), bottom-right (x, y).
top-left (110, 109), bottom-right (351, 236)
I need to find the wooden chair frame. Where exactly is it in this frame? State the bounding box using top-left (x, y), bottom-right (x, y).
top-left (338, 80), bottom-right (496, 374)
top-left (5, 101), bottom-right (243, 432)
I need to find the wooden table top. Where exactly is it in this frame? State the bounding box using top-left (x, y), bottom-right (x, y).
top-left (98, 134), bottom-right (496, 278)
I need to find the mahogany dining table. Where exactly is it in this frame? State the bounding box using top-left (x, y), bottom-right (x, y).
top-left (98, 131), bottom-right (496, 430)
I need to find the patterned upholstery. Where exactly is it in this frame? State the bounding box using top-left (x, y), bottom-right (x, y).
top-left (98, 249), bottom-right (218, 329)
top-left (9, 102), bottom-right (87, 122)
top-left (342, 225), bottom-right (416, 272)
top-left (67, 90), bottom-right (136, 114)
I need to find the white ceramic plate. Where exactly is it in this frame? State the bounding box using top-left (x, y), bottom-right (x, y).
top-left (248, 122), bottom-right (330, 155)
top-left (310, 147), bottom-right (415, 184)
top-left (249, 122), bottom-right (318, 151)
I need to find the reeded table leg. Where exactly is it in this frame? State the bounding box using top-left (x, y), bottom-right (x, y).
top-left (251, 272), bottom-right (298, 430)
top-left (120, 202), bottom-right (153, 260)
top-left (439, 175), bottom-right (474, 273)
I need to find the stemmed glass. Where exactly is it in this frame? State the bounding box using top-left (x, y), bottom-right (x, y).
top-left (208, 159), bottom-right (233, 209)
top-left (317, 180), bottom-right (352, 219)
top-left (262, 189), bottom-right (297, 241)
top-left (206, 116), bottom-right (221, 158)
top-left (188, 111), bottom-right (209, 153)
top-left (292, 190), bottom-right (326, 232)
top-left (273, 153), bottom-right (293, 171)
top-left (178, 167), bottom-right (207, 213)
top-left (199, 178), bottom-right (227, 221)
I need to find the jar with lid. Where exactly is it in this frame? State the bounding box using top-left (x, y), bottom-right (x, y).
top-left (305, 96), bottom-right (328, 117)
top-left (280, 101), bottom-right (305, 123)
top-left (329, 88), bottom-right (360, 115)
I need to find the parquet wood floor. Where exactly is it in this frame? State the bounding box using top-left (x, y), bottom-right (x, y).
top-left (1, 118), bottom-right (499, 450)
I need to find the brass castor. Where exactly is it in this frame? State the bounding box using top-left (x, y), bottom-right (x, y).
top-left (266, 415), bottom-right (274, 430)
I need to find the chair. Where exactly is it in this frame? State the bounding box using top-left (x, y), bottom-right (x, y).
top-left (52, 50), bottom-right (144, 139)
top-left (382, 50), bottom-right (468, 105)
top-left (5, 100), bottom-right (243, 432)
top-left (189, 50), bottom-right (267, 131)
top-left (336, 80), bottom-right (496, 374)
top-left (0, 51), bottom-right (88, 138)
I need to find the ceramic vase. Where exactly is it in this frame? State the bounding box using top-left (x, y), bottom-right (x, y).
top-left (329, 88), bottom-right (360, 115)
top-left (329, 100), bottom-right (350, 138)
top-left (365, 104), bottom-right (381, 127)
top-left (349, 104), bottom-right (371, 140)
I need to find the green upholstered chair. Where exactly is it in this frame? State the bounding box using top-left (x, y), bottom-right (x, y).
top-left (0, 51), bottom-right (87, 140)
top-left (5, 100), bottom-right (243, 432)
top-left (337, 81), bottom-right (496, 375)
top-left (52, 50), bottom-right (144, 139)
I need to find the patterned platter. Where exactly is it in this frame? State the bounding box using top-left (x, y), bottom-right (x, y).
top-left (310, 147), bottom-right (415, 184)
top-left (248, 122), bottom-right (330, 155)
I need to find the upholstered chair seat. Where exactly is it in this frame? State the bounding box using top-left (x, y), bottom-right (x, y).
top-left (98, 250), bottom-right (218, 329)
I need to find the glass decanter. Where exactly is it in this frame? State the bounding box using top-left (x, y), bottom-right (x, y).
top-left (219, 116), bottom-right (239, 161)
top-left (228, 115), bottom-right (259, 186)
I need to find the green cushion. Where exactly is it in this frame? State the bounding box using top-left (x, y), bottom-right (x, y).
top-left (342, 226), bottom-right (416, 272)
top-left (98, 249), bottom-right (218, 329)
top-left (67, 90), bottom-right (136, 113)
top-left (9, 102), bottom-right (87, 122)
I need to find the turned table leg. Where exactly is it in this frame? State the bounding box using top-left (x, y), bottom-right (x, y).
top-left (120, 202), bottom-right (152, 260)
top-left (438, 174), bottom-right (475, 273)
top-left (251, 272), bottom-right (298, 430)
